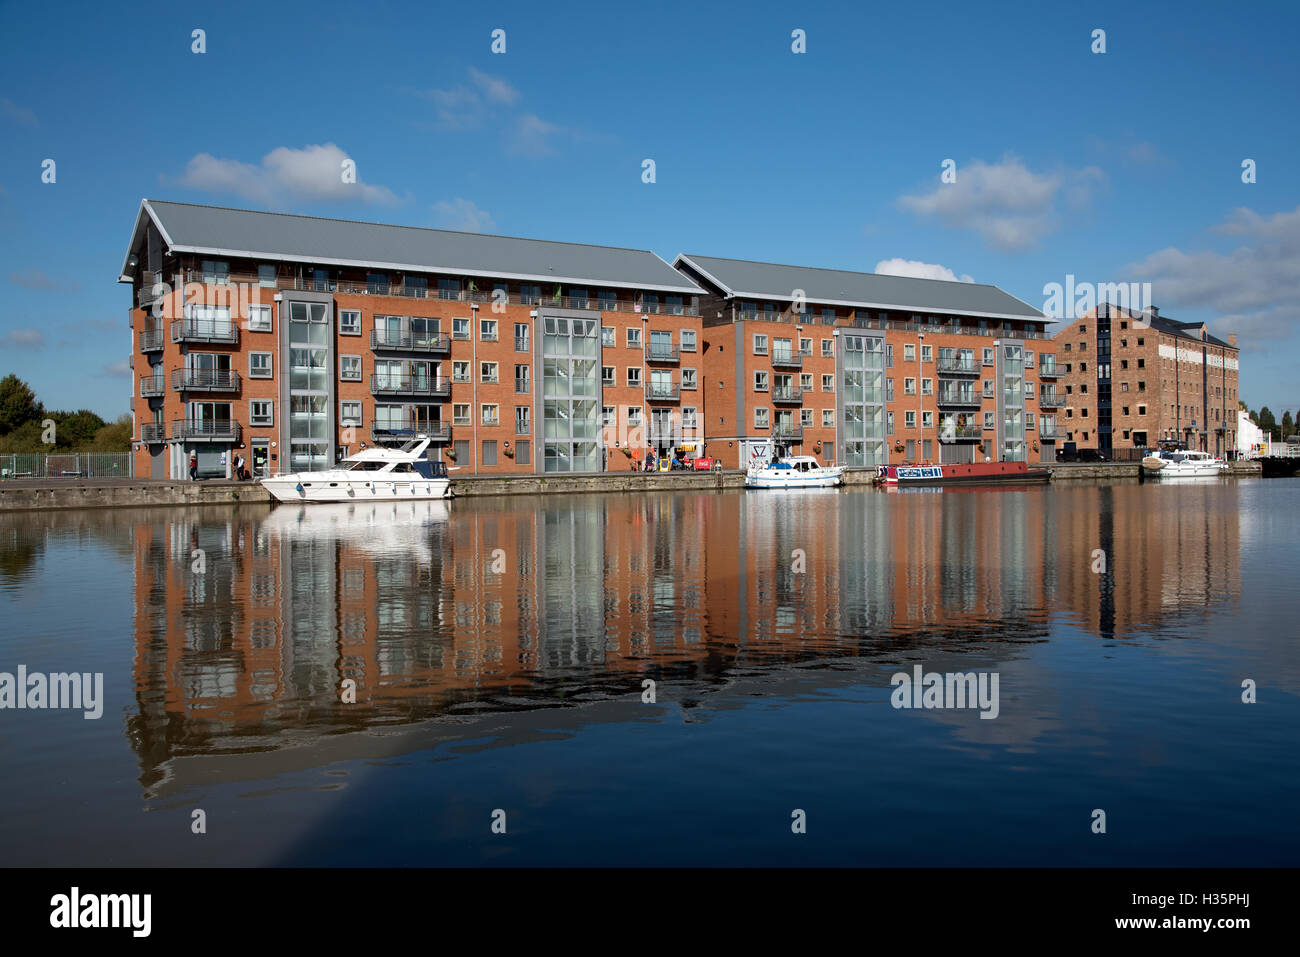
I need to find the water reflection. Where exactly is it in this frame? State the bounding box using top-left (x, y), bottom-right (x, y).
top-left (124, 484), bottom-right (1243, 789)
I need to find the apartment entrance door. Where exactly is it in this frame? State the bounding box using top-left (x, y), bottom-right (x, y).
top-left (251, 440), bottom-right (270, 478)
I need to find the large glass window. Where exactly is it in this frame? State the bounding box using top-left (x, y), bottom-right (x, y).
top-left (542, 317), bottom-right (600, 472)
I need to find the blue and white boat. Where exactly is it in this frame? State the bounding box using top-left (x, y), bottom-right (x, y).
top-left (745, 455), bottom-right (844, 489)
top-left (261, 437), bottom-right (452, 503)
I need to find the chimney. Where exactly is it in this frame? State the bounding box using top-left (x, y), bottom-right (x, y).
top-left (1144, 305), bottom-right (1159, 319)
top-left (1228, 333), bottom-right (1237, 348)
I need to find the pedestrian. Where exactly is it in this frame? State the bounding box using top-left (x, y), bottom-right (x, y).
top-left (235, 452), bottom-right (246, 481)
top-left (189, 451), bottom-right (198, 481)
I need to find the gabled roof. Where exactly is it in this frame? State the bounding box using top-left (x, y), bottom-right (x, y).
top-left (119, 200), bottom-right (704, 295)
top-left (674, 254), bottom-right (1045, 322)
top-left (1104, 304), bottom-right (1235, 349)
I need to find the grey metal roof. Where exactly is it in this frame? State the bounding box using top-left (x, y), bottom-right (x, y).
top-left (1144, 313), bottom-right (1234, 350)
top-left (123, 200), bottom-right (703, 294)
top-left (675, 254), bottom-right (1046, 321)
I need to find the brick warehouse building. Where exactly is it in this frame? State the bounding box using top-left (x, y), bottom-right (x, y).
top-left (120, 200), bottom-right (707, 479)
top-left (1051, 303), bottom-right (1240, 456)
top-left (672, 255), bottom-right (1060, 469)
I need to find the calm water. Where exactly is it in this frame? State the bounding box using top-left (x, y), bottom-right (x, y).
top-left (1, 479), bottom-right (1298, 866)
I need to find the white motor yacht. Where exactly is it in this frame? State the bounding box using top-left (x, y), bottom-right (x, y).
top-left (745, 455), bottom-right (845, 489)
top-left (1141, 449), bottom-right (1227, 478)
top-left (261, 438), bottom-right (452, 502)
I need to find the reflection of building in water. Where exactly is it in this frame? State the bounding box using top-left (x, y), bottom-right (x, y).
top-left (128, 486), bottom-right (1241, 782)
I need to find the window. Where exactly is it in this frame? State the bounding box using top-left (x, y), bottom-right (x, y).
top-left (248, 305), bottom-right (273, 332)
top-left (1079, 324), bottom-right (1087, 333)
top-left (453, 361), bottom-right (470, 383)
top-left (1025, 381), bottom-right (1034, 399)
top-left (601, 406), bottom-right (616, 427)
top-left (628, 406), bottom-right (643, 427)
top-left (1137, 337), bottom-right (1144, 346)
top-left (480, 319), bottom-right (498, 341)
top-left (602, 366), bottom-right (615, 386)
top-left (822, 409), bottom-right (835, 428)
top-left (626, 327), bottom-right (642, 349)
top-left (1137, 405), bottom-right (1147, 416)
top-left (438, 278), bottom-right (460, 300)
top-left (516, 440), bottom-right (531, 465)
top-left (1138, 380), bottom-right (1146, 391)
top-left (983, 379), bottom-right (994, 398)
top-left (514, 364), bottom-right (530, 394)
top-left (514, 323), bottom-right (530, 352)
top-left (1122, 406), bottom-right (1130, 416)
top-left (520, 284), bottom-right (541, 305)
top-left (339, 355), bottom-right (362, 381)
top-left (258, 264), bottom-right (276, 288)
top-left (921, 378), bottom-right (933, 396)
top-left (822, 338), bottom-right (834, 357)
top-left (921, 345), bottom-right (932, 363)
top-left (983, 347), bottom-right (995, 365)
top-left (481, 404), bottom-right (499, 426)
top-left (681, 407), bottom-right (697, 430)
top-left (249, 352), bottom-right (272, 378)
top-left (598, 290), bottom-right (617, 311)
top-left (453, 317), bottom-right (471, 340)
top-left (482, 440), bottom-right (498, 466)
top-left (904, 343), bottom-right (915, 362)
top-left (905, 410), bottom-right (916, 428)
top-left (753, 334), bottom-right (768, 355)
top-left (200, 259), bottom-right (229, 284)
top-left (801, 409), bottom-right (814, 427)
top-left (904, 377), bottom-right (916, 395)
top-left (754, 407), bottom-right (769, 428)
top-left (754, 371), bottom-right (769, 392)
top-left (340, 401), bottom-right (362, 426)
top-left (453, 404), bottom-right (471, 426)
top-left (1080, 362), bottom-right (1088, 373)
top-left (681, 368), bottom-right (697, 390)
top-left (1079, 341), bottom-right (1087, 351)
top-left (1137, 358), bottom-right (1145, 368)
top-left (681, 330), bottom-right (697, 352)
top-left (481, 362), bottom-right (499, 383)
top-left (922, 412), bottom-right (933, 428)
top-left (1081, 384), bottom-right (1088, 394)
top-left (983, 411), bottom-right (995, 429)
top-left (800, 337), bottom-right (812, 355)
top-left (338, 309), bottom-right (360, 336)
top-left (601, 326), bottom-right (615, 347)
top-left (515, 406), bottom-right (530, 434)
top-left (627, 367), bottom-right (642, 387)
top-left (453, 439), bottom-right (470, 462)
top-left (249, 400), bottom-right (273, 426)
top-left (822, 374), bottom-right (834, 392)
top-left (800, 373), bottom-right (813, 391)
top-left (887, 411), bottom-right (895, 434)
top-left (1121, 382), bottom-right (1129, 392)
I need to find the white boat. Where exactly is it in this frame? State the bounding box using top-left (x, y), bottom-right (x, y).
top-left (745, 455), bottom-right (844, 489)
top-left (260, 500), bottom-right (448, 562)
top-left (1141, 449), bottom-right (1227, 478)
top-left (261, 438), bottom-right (452, 503)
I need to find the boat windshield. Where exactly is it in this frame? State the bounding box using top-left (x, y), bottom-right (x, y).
top-left (347, 461), bottom-right (389, 471)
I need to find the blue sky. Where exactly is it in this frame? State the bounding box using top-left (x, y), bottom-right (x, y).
top-left (1, 0), bottom-right (1297, 420)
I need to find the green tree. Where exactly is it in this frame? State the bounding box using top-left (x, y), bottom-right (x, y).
top-left (0, 419), bottom-right (46, 453)
top-left (1258, 406), bottom-right (1278, 440)
top-left (47, 409), bottom-right (106, 449)
top-left (0, 374), bottom-right (42, 435)
top-left (89, 414), bottom-right (132, 452)
top-left (1283, 410), bottom-right (1295, 439)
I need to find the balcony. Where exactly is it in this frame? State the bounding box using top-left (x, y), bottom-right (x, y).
top-left (771, 387), bottom-right (804, 404)
top-left (936, 356), bottom-right (979, 375)
top-left (646, 346), bottom-right (680, 364)
top-left (771, 352), bottom-right (803, 370)
top-left (370, 375), bottom-right (451, 397)
top-left (645, 383), bottom-right (680, 402)
top-left (1038, 359), bottom-right (1061, 378)
top-left (940, 423), bottom-right (983, 441)
top-left (1039, 423), bottom-right (1061, 440)
top-left (138, 326), bottom-right (164, 352)
top-left (140, 423), bottom-right (166, 443)
top-left (370, 420), bottom-right (451, 444)
top-left (1038, 390), bottom-right (1064, 410)
top-left (172, 369), bottom-right (241, 392)
top-left (772, 425), bottom-right (804, 442)
top-left (937, 388), bottom-right (981, 407)
top-left (139, 375), bottom-right (165, 398)
top-left (170, 320), bottom-right (238, 345)
top-left (172, 420), bottom-right (241, 442)
top-left (136, 273), bottom-right (168, 308)
top-left (369, 329), bottom-right (451, 353)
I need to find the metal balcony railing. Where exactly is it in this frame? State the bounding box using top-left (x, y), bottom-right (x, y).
top-left (645, 383), bottom-right (680, 402)
top-left (1038, 390), bottom-right (1064, 409)
top-left (1038, 360), bottom-right (1061, 377)
top-left (936, 356), bottom-right (979, 374)
top-left (172, 369), bottom-right (241, 392)
top-left (140, 423), bottom-right (166, 443)
top-left (646, 346), bottom-right (680, 363)
top-left (172, 420), bottom-right (241, 442)
top-left (940, 424), bottom-right (983, 440)
top-left (771, 352), bottom-right (803, 369)
top-left (369, 375), bottom-right (451, 397)
top-left (772, 425), bottom-right (804, 441)
top-left (370, 421), bottom-right (451, 443)
top-left (139, 375), bottom-right (165, 397)
top-left (771, 387), bottom-right (804, 404)
top-left (170, 320), bottom-right (238, 344)
top-left (138, 326), bottom-right (164, 352)
top-left (937, 389), bottom-right (981, 407)
top-left (369, 329), bottom-right (451, 353)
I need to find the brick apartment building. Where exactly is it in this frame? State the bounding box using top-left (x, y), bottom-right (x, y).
top-left (1052, 303), bottom-right (1240, 456)
top-left (672, 255), bottom-right (1060, 469)
top-left (120, 200), bottom-right (706, 479)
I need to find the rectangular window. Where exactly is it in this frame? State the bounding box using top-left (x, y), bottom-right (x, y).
top-left (904, 377), bottom-right (916, 395)
top-left (249, 400), bottom-right (273, 426)
top-left (801, 409), bottom-right (814, 427)
top-left (480, 319), bottom-right (498, 341)
top-left (983, 347), bottom-right (994, 365)
top-left (602, 326), bottom-right (615, 347)
top-left (983, 379), bottom-right (994, 398)
top-left (801, 373), bottom-right (813, 391)
top-left (338, 309), bottom-right (360, 336)
top-left (628, 406), bottom-right (643, 427)
top-left (257, 264), bottom-right (276, 288)
top-left (627, 367), bottom-right (642, 387)
top-left (822, 374), bottom-right (834, 392)
top-left (921, 345), bottom-right (932, 363)
top-left (887, 411), bottom-right (895, 435)
top-left (597, 290), bottom-right (617, 311)
top-left (822, 409), bottom-right (835, 428)
top-left (681, 407), bottom-right (697, 430)
top-left (453, 404), bottom-right (471, 426)
top-left (453, 361), bottom-right (470, 383)
top-left (602, 366), bottom-right (615, 386)
top-left (800, 337), bottom-right (812, 355)
top-left (515, 364), bottom-right (530, 394)
top-left (249, 352), bottom-right (272, 378)
top-left (453, 317), bottom-right (471, 340)
top-left (1026, 412), bottom-right (1035, 428)
top-left (200, 259), bottom-right (229, 284)
top-left (248, 304), bottom-right (273, 332)
top-left (1025, 381), bottom-right (1035, 399)
top-left (753, 334), bottom-right (768, 355)
top-left (904, 343), bottom-right (915, 362)
top-left (340, 401), bottom-right (362, 426)
top-left (438, 278), bottom-right (460, 300)
top-left (481, 404), bottom-right (500, 426)
top-left (905, 410), bottom-right (916, 428)
top-left (822, 339), bottom-right (834, 357)
top-left (520, 284), bottom-right (541, 305)
top-left (681, 330), bottom-right (697, 352)
top-left (754, 371), bottom-right (769, 392)
top-left (482, 440), bottom-right (498, 466)
top-left (481, 362), bottom-right (499, 383)
top-left (515, 406), bottom-right (531, 434)
top-left (681, 368), bottom-right (697, 390)
top-left (921, 378), bottom-right (933, 396)
top-left (983, 411), bottom-right (995, 429)
top-left (754, 407), bottom-right (769, 428)
top-left (626, 327), bottom-right (641, 348)
top-left (339, 355), bottom-right (361, 381)
top-left (514, 323), bottom-right (530, 352)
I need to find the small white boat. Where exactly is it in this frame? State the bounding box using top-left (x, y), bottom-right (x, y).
top-left (1141, 449), bottom-right (1227, 478)
top-left (745, 455), bottom-right (844, 489)
top-left (261, 438), bottom-right (452, 503)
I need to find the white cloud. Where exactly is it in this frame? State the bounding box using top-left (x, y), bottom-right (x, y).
top-left (9, 269), bottom-right (80, 292)
top-left (898, 155), bottom-right (1106, 252)
top-left (103, 359), bottom-right (132, 377)
top-left (177, 144), bottom-right (398, 206)
top-left (511, 113), bottom-right (563, 156)
top-left (468, 67), bottom-right (519, 105)
top-left (1126, 205), bottom-right (1300, 348)
top-left (0, 97), bottom-right (37, 126)
top-left (420, 69), bottom-right (519, 127)
top-left (1, 328), bottom-right (45, 350)
top-left (874, 258), bottom-right (974, 283)
top-left (433, 199), bottom-right (496, 233)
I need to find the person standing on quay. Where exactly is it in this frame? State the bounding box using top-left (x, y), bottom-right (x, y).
top-left (189, 450), bottom-right (198, 481)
